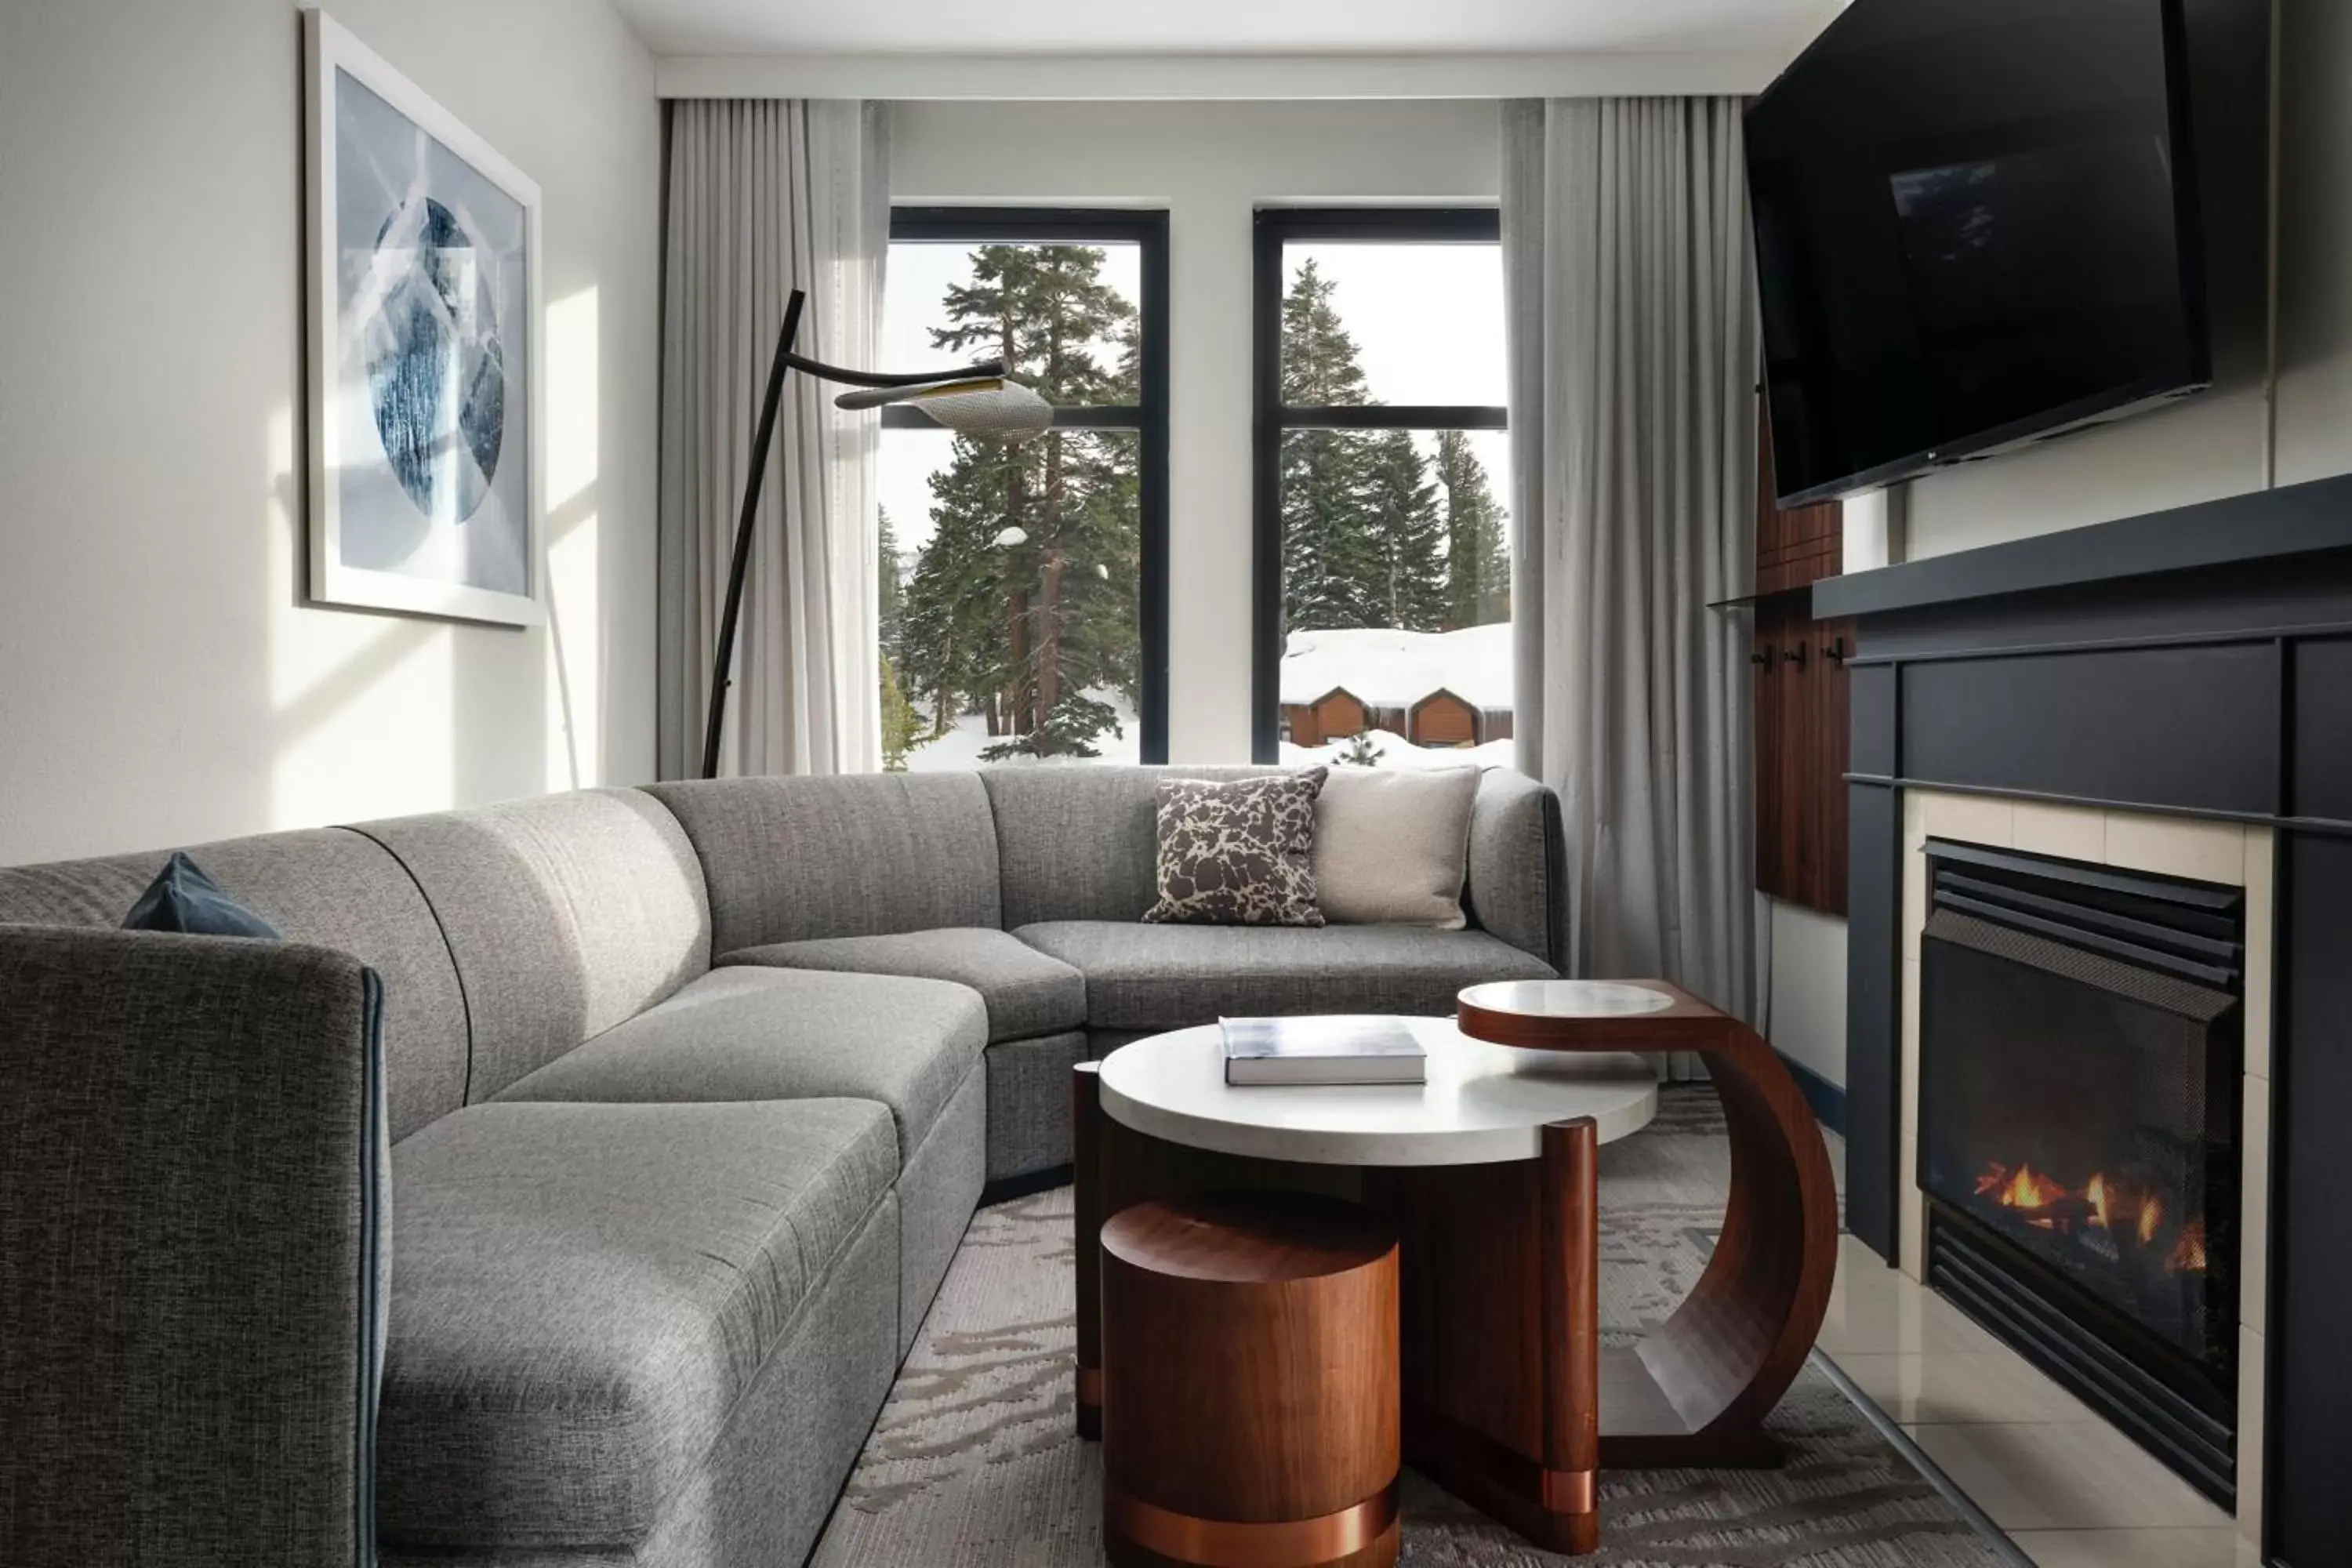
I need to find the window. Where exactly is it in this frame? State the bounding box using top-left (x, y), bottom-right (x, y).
top-left (880, 208), bottom-right (1168, 768)
top-left (1252, 209), bottom-right (1510, 765)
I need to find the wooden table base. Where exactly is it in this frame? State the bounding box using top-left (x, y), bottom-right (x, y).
top-left (1070, 986), bottom-right (1838, 1558)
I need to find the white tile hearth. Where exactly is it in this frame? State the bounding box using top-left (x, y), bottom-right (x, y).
top-left (1908, 1421), bottom-right (2227, 1530)
top-left (1818, 1237), bottom-right (2005, 1356)
top-left (2008, 1526), bottom-right (2259, 1567)
top-left (1825, 1237), bottom-right (2240, 1559)
top-left (1833, 1346), bottom-right (2094, 1425)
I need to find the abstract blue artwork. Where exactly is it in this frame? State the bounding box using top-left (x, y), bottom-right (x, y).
top-left (307, 12), bottom-right (542, 626)
top-left (366, 197), bottom-right (507, 524)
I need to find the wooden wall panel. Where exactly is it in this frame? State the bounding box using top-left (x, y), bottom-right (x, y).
top-left (1755, 601), bottom-right (1849, 913)
top-left (1753, 401), bottom-right (1848, 916)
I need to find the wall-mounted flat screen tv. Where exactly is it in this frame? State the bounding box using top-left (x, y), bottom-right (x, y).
top-left (1746, 0), bottom-right (2211, 506)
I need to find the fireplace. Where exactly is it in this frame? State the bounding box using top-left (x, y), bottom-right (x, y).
top-left (1918, 839), bottom-right (2243, 1504)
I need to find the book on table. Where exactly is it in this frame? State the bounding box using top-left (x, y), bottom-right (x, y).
top-left (1219, 1015), bottom-right (1427, 1086)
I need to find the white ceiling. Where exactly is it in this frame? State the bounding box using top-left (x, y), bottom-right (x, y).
top-left (614, 0), bottom-right (1835, 59)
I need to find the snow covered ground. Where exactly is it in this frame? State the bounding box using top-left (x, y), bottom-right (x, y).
top-left (904, 689), bottom-right (1142, 770)
top-left (1279, 731), bottom-right (1514, 771)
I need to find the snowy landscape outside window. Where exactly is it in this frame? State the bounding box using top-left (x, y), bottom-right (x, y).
top-left (1253, 209), bottom-right (1512, 768)
top-left (878, 209), bottom-right (1167, 770)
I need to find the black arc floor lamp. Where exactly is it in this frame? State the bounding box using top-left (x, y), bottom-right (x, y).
top-left (700, 286), bottom-right (1053, 779)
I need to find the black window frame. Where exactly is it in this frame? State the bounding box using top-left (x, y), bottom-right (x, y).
top-left (1250, 206), bottom-right (1507, 762)
top-left (885, 205), bottom-right (1171, 764)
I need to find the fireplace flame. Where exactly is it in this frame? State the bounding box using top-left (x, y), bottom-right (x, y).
top-left (1978, 1160), bottom-right (2068, 1212)
top-left (2167, 1218), bottom-right (2208, 1276)
top-left (1969, 1160), bottom-right (2205, 1275)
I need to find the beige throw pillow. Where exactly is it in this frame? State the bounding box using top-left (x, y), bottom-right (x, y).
top-left (1312, 765), bottom-right (1481, 928)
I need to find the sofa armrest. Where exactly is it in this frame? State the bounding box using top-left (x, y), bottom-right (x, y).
top-left (1464, 768), bottom-right (1566, 972)
top-left (0, 926), bottom-right (386, 1567)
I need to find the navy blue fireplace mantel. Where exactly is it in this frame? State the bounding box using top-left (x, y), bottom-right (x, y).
top-left (1817, 467), bottom-right (2352, 1568)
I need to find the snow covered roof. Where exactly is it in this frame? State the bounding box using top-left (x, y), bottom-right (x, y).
top-left (1277, 623), bottom-right (1512, 712)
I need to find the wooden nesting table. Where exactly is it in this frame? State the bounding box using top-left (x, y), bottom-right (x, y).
top-left (1072, 980), bottom-right (1840, 1557)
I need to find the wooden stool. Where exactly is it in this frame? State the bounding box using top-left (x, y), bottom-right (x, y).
top-left (1100, 1192), bottom-right (1400, 1568)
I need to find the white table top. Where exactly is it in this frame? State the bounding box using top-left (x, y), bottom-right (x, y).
top-left (1459, 978), bottom-right (1680, 1018)
top-left (1097, 1017), bottom-right (1660, 1167)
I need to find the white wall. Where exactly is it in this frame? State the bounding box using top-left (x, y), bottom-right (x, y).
top-left (890, 100), bottom-right (1502, 763)
top-left (0, 0), bottom-right (660, 865)
top-left (1768, 900), bottom-right (1849, 1089)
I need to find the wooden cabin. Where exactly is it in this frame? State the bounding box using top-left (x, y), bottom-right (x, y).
top-left (1408, 689), bottom-right (1479, 747)
top-left (1283, 681), bottom-right (1512, 751)
top-left (1404, 689), bottom-right (1512, 748)
top-left (1283, 687), bottom-right (1367, 747)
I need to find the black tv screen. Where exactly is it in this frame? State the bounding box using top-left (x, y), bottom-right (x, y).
top-left (1746, 0), bottom-right (2211, 505)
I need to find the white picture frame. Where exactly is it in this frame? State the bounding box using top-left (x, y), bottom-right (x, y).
top-left (303, 9), bottom-right (544, 626)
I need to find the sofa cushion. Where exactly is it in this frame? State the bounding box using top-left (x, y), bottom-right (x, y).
top-left (981, 765), bottom-right (1283, 927)
top-left (0, 827), bottom-right (468, 1140)
top-left (377, 1099), bottom-right (897, 1550)
top-left (492, 966), bottom-right (986, 1163)
top-left (1014, 920), bottom-right (1556, 1031)
top-left (720, 927), bottom-right (1084, 1044)
top-left (354, 789), bottom-right (713, 1103)
top-left (642, 773), bottom-right (1001, 953)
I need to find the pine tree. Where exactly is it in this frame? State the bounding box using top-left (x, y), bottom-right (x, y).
top-left (877, 506), bottom-right (905, 660)
top-left (1277, 260), bottom-right (1449, 636)
top-left (878, 653), bottom-right (920, 771)
top-left (1279, 260), bottom-right (1377, 633)
top-left (896, 243), bottom-right (1142, 758)
top-left (1436, 430), bottom-right (1510, 628)
top-left (1361, 430), bottom-right (1446, 632)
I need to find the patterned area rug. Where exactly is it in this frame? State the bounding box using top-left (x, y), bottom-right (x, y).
top-left (811, 1087), bottom-right (2008, 1567)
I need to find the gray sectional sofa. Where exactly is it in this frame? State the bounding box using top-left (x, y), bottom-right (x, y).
top-left (0, 765), bottom-right (1562, 1568)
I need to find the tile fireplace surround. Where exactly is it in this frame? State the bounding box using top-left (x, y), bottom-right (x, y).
top-left (1896, 791), bottom-right (2272, 1547)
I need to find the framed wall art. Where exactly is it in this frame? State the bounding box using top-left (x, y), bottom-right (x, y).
top-left (304, 9), bottom-right (543, 625)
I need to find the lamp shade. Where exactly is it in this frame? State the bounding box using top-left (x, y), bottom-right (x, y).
top-left (835, 376), bottom-right (1054, 443)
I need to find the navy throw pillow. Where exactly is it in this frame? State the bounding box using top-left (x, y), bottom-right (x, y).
top-left (122, 852), bottom-right (283, 939)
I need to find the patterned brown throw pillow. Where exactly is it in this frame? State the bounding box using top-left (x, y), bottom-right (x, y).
top-left (1143, 769), bottom-right (1329, 926)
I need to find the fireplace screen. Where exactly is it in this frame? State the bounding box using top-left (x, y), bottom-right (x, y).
top-left (1919, 851), bottom-right (2241, 1378)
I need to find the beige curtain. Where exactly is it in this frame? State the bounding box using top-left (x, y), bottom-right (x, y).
top-left (658, 100), bottom-right (889, 779)
top-left (1504, 97), bottom-right (1761, 1074)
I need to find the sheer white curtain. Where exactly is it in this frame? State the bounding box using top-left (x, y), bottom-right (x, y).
top-left (658, 100), bottom-right (889, 779)
top-left (1504, 97), bottom-right (1761, 1076)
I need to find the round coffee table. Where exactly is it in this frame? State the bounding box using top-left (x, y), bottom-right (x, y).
top-left (1076, 1018), bottom-right (1656, 1556)
top-left (1097, 1017), bottom-right (1659, 1166)
top-left (1072, 989), bottom-right (1838, 1560)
